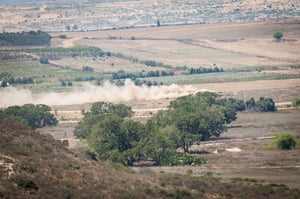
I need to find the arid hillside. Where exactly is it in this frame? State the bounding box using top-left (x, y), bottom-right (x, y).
top-left (1, 118), bottom-right (300, 199)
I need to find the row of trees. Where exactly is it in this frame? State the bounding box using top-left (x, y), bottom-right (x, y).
top-left (203, 97), bottom-right (276, 112)
top-left (112, 70), bottom-right (174, 80)
top-left (82, 66), bottom-right (94, 73)
top-left (74, 92), bottom-right (238, 165)
top-left (189, 66), bottom-right (224, 74)
top-left (115, 79), bottom-right (163, 87)
top-left (245, 97), bottom-right (276, 112)
top-left (60, 80), bottom-right (73, 87)
top-left (0, 104), bottom-right (58, 129)
top-left (0, 31), bottom-right (51, 46)
top-left (28, 46), bottom-right (107, 60)
top-left (0, 72), bottom-right (33, 87)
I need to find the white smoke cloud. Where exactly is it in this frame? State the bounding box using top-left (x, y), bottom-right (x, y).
top-left (0, 80), bottom-right (211, 108)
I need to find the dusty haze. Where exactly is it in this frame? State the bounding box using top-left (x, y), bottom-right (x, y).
top-left (0, 80), bottom-right (209, 108)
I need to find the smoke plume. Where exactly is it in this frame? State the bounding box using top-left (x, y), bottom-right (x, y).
top-left (0, 80), bottom-right (210, 108)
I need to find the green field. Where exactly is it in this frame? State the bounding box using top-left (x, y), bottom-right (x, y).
top-left (1, 20), bottom-right (300, 94)
top-left (143, 71), bottom-right (300, 85)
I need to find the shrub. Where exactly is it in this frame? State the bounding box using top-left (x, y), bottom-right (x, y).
top-left (160, 189), bottom-right (191, 199)
top-left (292, 98), bottom-right (300, 107)
top-left (58, 35), bottom-right (67, 39)
top-left (40, 56), bottom-right (49, 64)
top-left (14, 175), bottom-right (39, 190)
top-left (269, 133), bottom-right (298, 150)
top-left (155, 150), bottom-right (207, 166)
top-left (273, 32), bottom-right (283, 41)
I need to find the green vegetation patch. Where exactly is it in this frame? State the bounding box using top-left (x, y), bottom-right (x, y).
top-left (0, 61), bottom-right (87, 80)
top-left (156, 150), bottom-right (207, 166)
top-left (0, 31), bottom-right (51, 46)
top-left (142, 72), bottom-right (300, 85)
top-left (0, 104), bottom-right (58, 129)
top-left (268, 133), bottom-right (299, 150)
top-left (292, 98), bottom-right (300, 107)
top-left (75, 93), bottom-right (235, 165)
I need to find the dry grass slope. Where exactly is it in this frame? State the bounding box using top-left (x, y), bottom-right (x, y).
top-left (0, 118), bottom-right (300, 198)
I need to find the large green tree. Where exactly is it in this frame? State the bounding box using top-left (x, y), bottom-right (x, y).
top-left (0, 104), bottom-right (58, 129)
top-left (87, 115), bottom-right (169, 165)
top-left (75, 95), bottom-right (237, 164)
top-left (74, 102), bottom-right (133, 139)
top-left (75, 101), bottom-right (172, 165)
top-left (152, 92), bottom-right (237, 153)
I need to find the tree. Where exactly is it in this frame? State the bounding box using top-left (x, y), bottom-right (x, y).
top-left (152, 92), bottom-right (237, 153)
top-left (85, 112), bottom-right (170, 165)
top-left (228, 98), bottom-right (246, 111)
top-left (39, 57), bottom-right (49, 64)
top-left (0, 104), bottom-right (58, 129)
top-left (89, 102), bottom-right (133, 118)
top-left (66, 25), bottom-right (71, 31)
top-left (88, 115), bottom-right (144, 165)
top-left (60, 80), bottom-right (66, 87)
top-left (74, 102), bottom-right (133, 139)
top-left (1, 80), bottom-right (8, 87)
top-left (82, 66), bottom-right (93, 72)
top-left (292, 98), bottom-right (300, 107)
top-left (269, 133), bottom-right (297, 150)
top-left (255, 97), bottom-right (276, 112)
top-left (72, 25), bottom-right (78, 31)
top-left (245, 97), bottom-right (276, 112)
top-left (74, 101), bottom-right (173, 165)
top-left (67, 81), bottom-right (73, 86)
top-left (273, 32), bottom-right (283, 41)
top-left (246, 97), bottom-right (256, 110)
top-left (157, 19), bottom-right (160, 27)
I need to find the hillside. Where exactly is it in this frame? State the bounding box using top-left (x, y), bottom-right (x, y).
top-left (0, 118), bottom-right (299, 198)
top-left (0, 0), bottom-right (299, 32)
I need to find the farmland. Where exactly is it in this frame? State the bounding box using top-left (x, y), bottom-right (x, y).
top-left (1, 0), bottom-right (300, 198)
top-left (1, 19), bottom-right (300, 94)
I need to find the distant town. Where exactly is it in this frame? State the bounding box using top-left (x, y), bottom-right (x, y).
top-left (0, 0), bottom-right (299, 32)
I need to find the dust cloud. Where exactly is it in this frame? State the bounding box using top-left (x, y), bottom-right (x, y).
top-left (0, 80), bottom-right (211, 108)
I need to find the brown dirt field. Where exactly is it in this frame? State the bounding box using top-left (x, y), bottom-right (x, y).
top-left (193, 78), bottom-right (300, 102)
top-left (51, 19), bottom-right (300, 68)
top-left (51, 19), bottom-right (300, 41)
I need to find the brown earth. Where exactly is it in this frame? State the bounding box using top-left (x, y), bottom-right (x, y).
top-left (51, 19), bottom-right (300, 68)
